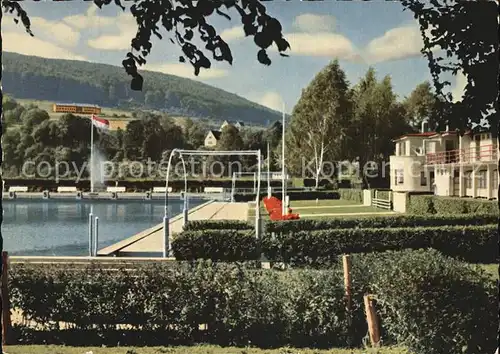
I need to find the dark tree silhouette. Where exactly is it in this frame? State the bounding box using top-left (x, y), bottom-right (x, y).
top-left (0, 0), bottom-right (498, 350)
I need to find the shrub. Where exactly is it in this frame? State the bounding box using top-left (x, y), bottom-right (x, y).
top-left (173, 225), bottom-right (497, 265)
top-left (183, 220), bottom-right (253, 231)
top-left (375, 190), bottom-right (391, 200)
top-left (172, 230), bottom-right (259, 261)
top-left (265, 213), bottom-right (498, 233)
top-left (263, 225), bottom-right (497, 266)
top-left (338, 189), bottom-right (364, 203)
top-left (9, 251), bottom-right (496, 353)
top-left (350, 249), bottom-right (498, 354)
top-left (408, 195), bottom-right (498, 214)
top-left (9, 261), bottom-right (356, 348)
top-left (233, 190), bottom-right (340, 202)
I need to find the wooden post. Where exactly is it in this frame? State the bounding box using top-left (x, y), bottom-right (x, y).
top-left (342, 254), bottom-right (352, 312)
top-left (364, 294), bottom-right (380, 347)
top-left (343, 254), bottom-right (353, 347)
top-left (2, 251), bottom-right (12, 345)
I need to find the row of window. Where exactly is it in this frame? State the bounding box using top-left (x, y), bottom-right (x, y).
top-left (394, 169), bottom-right (499, 189)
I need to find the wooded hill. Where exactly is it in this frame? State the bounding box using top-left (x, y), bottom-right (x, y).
top-left (2, 52), bottom-right (280, 125)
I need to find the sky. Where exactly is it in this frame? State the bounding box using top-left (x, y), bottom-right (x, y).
top-left (2, 1), bottom-right (467, 114)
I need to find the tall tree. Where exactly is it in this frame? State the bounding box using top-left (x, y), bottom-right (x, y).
top-left (183, 118), bottom-right (207, 150)
top-left (287, 60), bottom-right (352, 188)
top-left (350, 69), bottom-right (410, 188)
top-left (403, 81), bottom-right (439, 131)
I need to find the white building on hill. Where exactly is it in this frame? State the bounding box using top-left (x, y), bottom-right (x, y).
top-left (390, 124), bottom-right (498, 199)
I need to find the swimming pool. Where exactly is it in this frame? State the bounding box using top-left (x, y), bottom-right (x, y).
top-left (1, 198), bottom-right (204, 256)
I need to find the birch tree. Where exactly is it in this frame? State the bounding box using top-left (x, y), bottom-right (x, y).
top-left (286, 60), bottom-right (352, 188)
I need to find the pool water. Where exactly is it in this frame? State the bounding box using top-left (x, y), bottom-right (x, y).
top-left (1, 198), bottom-right (203, 256)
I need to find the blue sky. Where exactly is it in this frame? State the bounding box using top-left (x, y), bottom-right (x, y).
top-left (2, 1), bottom-right (466, 113)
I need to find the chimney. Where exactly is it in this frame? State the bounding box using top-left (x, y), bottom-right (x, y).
top-left (421, 121), bottom-right (427, 133)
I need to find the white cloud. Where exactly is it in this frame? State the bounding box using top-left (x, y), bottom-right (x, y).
top-left (250, 91), bottom-right (284, 111)
top-left (85, 12), bottom-right (137, 51)
top-left (293, 14), bottom-right (336, 33)
top-left (3, 32), bottom-right (87, 61)
top-left (2, 15), bottom-right (85, 60)
top-left (450, 71), bottom-right (467, 103)
top-left (364, 25), bottom-right (423, 63)
top-left (220, 26), bottom-right (245, 42)
top-left (143, 63), bottom-right (228, 80)
top-left (62, 6), bottom-right (115, 30)
top-left (30, 17), bottom-right (81, 48)
top-left (280, 32), bottom-right (357, 59)
top-left (3, 15), bottom-right (81, 49)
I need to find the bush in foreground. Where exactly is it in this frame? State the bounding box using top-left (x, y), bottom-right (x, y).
top-left (351, 249), bottom-right (498, 354)
top-left (9, 250), bottom-right (497, 354)
top-left (10, 261), bottom-right (357, 348)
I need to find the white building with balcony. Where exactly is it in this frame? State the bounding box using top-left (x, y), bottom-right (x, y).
top-left (390, 126), bottom-right (498, 200)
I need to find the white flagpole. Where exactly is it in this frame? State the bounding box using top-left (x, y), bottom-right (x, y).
top-left (90, 115), bottom-right (94, 193)
top-left (267, 142), bottom-right (271, 198)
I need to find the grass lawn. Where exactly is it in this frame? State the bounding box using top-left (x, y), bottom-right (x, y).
top-left (3, 345), bottom-right (410, 354)
top-left (296, 206), bottom-right (389, 215)
top-left (290, 199), bottom-right (361, 207)
top-left (247, 199), bottom-right (391, 220)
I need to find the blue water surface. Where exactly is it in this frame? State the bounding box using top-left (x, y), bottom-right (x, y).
top-left (1, 198), bottom-right (203, 256)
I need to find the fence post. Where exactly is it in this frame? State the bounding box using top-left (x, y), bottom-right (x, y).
top-left (1, 252), bottom-right (12, 345)
top-left (342, 255), bottom-right (352, 313)
top-left (364, 294), bottom-right (380, 347)
top-left (343, 254), bottom-right (353, 346)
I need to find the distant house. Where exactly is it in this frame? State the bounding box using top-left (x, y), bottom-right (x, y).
top-left (204, 130), bottom-right (222, 148)
top-left (220, 120), bottom-right (245, 130)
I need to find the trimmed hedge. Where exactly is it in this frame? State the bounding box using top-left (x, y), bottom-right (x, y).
top-left (266, 213), bottom-right (499, 233)
top-left (408, 195), bottom-right (498, 214)
top-left (172, 225), bottom-right (498, 265)
top-left (263, 225), bottom-right (497, 266)
top-left (172, 230), bottom-right (258, 261)
top-left (10, 261), bottom-right (361, 348)
top-left (9, 250), bottom-right (497, 354)
top-left (233, 190), bottom-right (340, 202)
top-left (183, 220), bottom-right (253, 231)
top-left (338, 189), bottom-right (364, 203)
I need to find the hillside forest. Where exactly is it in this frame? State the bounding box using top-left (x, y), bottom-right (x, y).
top-left (2, 61), bottom-right (435, 185)
top-left (3, 52), bottom-right (281, 126)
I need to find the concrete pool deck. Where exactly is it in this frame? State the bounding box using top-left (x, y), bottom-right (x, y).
top-left (98, 201), bottom-right (249, 257)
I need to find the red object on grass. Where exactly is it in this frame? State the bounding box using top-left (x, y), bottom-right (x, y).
top-left (262, 196), bottom-right (299, 220)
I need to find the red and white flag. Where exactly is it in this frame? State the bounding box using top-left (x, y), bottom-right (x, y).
top-left (91, 114), bottom-right (110, 131)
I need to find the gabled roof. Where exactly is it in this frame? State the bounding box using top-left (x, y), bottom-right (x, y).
top-left (207, 130), bottom-right (221, 139)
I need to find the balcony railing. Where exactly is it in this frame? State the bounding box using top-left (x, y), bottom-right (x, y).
top-left (425, 144), bottom-right (497, 165)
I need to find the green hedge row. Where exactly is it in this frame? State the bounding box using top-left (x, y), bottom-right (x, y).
top-left (408, 195), bottom-right (498, 214)
top-left (263, 225), bottom-right (497, 266)
top-left (183, 220), bottom-right (253, 231)
top-left (265, 213), bottom-right (498, 233)
top-left (172, 224), bottom-right (498, 264)
top-left (172, 230), bottom-right (259, 261)
top-left (338, 189), bottom-right (364, 203)
top-left (10, 250), bottom-right (497, 354)
top-left (233, 190), bottom-right (340, 202)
